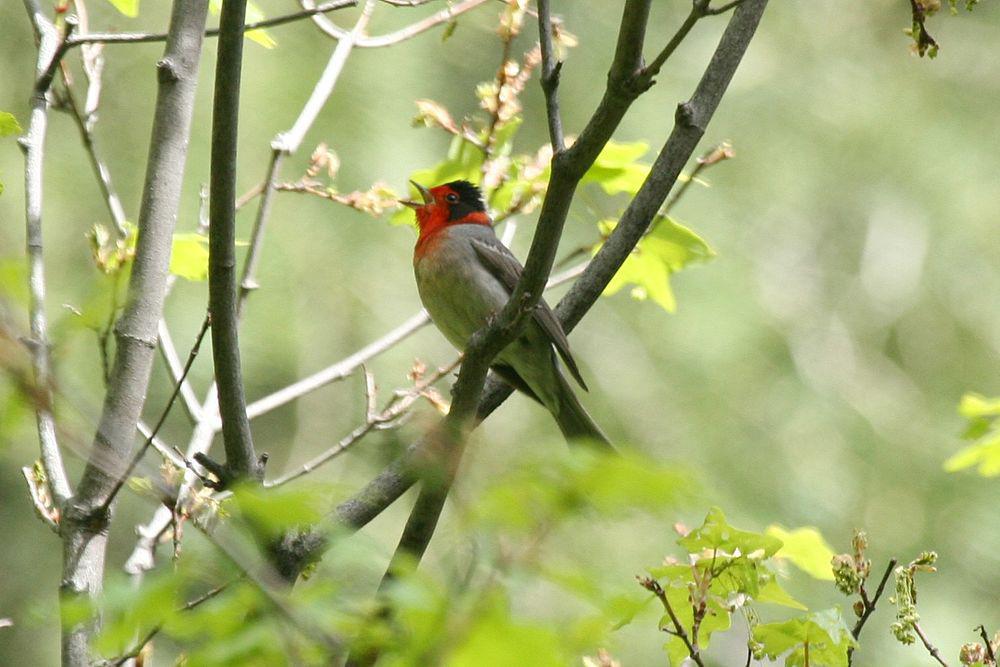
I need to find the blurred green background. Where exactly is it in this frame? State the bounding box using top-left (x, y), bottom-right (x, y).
top-left (1, 0), bottom-right (998, 664)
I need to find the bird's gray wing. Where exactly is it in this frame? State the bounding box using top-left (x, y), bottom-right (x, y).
top-left (470, 237), bottom-right (588, 391)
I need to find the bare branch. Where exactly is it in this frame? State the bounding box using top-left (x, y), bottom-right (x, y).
top-left (100, 315), bottom-right (211, 512)
top-left (303, 0), bottom-right (489, 47)
top-left (125, 1), bottom-right (376, 580)
top-left (537, 0), bottom-right (564, 150)
top-left (61, 2), bottom-right (211, 661)
top-left (265, 357), bottom-right (458, 488)
top-left (914, 623), bottom-right (950, 667)
top-left (209, 0), bottom-right (261, 482)
top-left (243, 310), bottom-right (429, 423)
top-left (56, 71), bottom-right (129, 237)
top-left (849, 558), bottom-right (897, 661)
top-left (158, 319), bottom-right (203, 422)
top-left (19, 0), bottom-right (73, 508)
top-left (67, 0), bottom-right (357, 47)
top-left (640, 576), bottom-right (705, 667)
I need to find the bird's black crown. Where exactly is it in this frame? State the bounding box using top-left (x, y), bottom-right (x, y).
top-left (445, 180), bottom-right (485, 211)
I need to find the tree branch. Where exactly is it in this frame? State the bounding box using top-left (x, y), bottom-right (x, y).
top-left (61, 1), bottom-right (212, 663)
top-left (639, 576), bottom-right (705, 667)
top-left (208, 0), bottom-right (261, 482)
top-left (19, 0), bottom-right (73, 509)
top-left (849, 558), bottom-right (897, 662)
top-left (304, 0), bottom-right (489, 48)
top-left (98, 315), bottom-right (210, 513)
top-left (914, 623), bottom-right (950, 667)
top-left (67, 0), bottom-right (357, 47)
top-left (537, 0), bottom-right (564, 151)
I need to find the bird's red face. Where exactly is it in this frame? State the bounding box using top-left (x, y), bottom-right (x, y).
top-left (400, 180), bottom-right (490, 256)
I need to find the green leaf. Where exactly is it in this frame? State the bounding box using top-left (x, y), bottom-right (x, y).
top-left (209, 0), bottom-right (276, 48)
top-left (752, 608), bottom-right (856, 667)
top-left (105, 0), bottom-right (139, 17)
top-left (767, 526), bottom-right (836, 580)
top-left (756, 577), bottom-right (808, 610)
top-left (170, 233), bottom-right (210, 281)
top-left (600, 216), bottom-right (714, 313)
top-left (0, 112), bottom-right (22, 137)
top-left (678, 507), bottom-right (783, 559)
top-left (582, 141), bottom-right (651, 196)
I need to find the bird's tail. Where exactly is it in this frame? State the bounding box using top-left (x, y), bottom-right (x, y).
top-left (552, 370), bottom-right (615, 451)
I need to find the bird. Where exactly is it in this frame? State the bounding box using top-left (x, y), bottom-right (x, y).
top-left (400, 179), bottom-right (612, 449)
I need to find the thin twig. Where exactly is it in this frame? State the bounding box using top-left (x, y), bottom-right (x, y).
top-left (106, 581), bottom-right (233, 666)
top-left (67, 0), bottom-right (357, 47)
top-left (157, 319), bottom-right (203, 423)
top-left (242, 309), bottom-right (429, 424)
top-left (99, 315), bottom-right (210, 513)
top-left (913, 623), bottom-right (950, 667)
top-left (55, 76), bottom-right (129, 236)
top-left (850, 559), bottom-right (897, 644)
top-left (264, 357), bottom-right (459, 488)
top-left (19, 0), bottom-right (74, 508)
top-left (537, 0), bottom-right (564, 151)
top-left (639, 577), bottom-right (705, 667)
top-left (977, 625), bottom-right (997, 665)
top-left (304, 0), bottom-right (489, 47)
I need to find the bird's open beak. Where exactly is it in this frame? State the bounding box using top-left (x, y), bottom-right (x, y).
top-left (398, 180), bottom-right (433, 209)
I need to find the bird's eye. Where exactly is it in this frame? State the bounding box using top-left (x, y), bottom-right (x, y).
top-left (445, 193), bottom-right (459, 203)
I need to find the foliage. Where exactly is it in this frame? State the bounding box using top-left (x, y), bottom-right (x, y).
top-left (752, 608), bottom-right (857, 667)
top-left (945, 393), bottom-right (1000, 477)
top-left (906, 0), bottom-right (979, 58)
top-left (625, 507), bottom-right (851, 666)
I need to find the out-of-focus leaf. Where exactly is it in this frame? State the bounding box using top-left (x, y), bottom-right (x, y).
top-left (447, 602), bottom-right (567, 667)
top-left (944, 432), bottom-right (1000, 476)
top-left (946, 392), bottom-right (1000, 476)
top-left (600, 216), bottom-right (714, 313)
top-left (105, 0), bottom-right (139, 17)
top-left (767, 525), bottom-right (837, 580)
top-left (232, 483), bottom-right (331, 539)
top-left (0, 112), bottom-right (21, 137)
top-left (209, 0), bottom-right (276, 48)
top-left (470, 450), bottom-right (692, 533)
top-left (170, 233), bottom-right (210, 281)
top-left (752, 608), bottom-right (856, 667)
